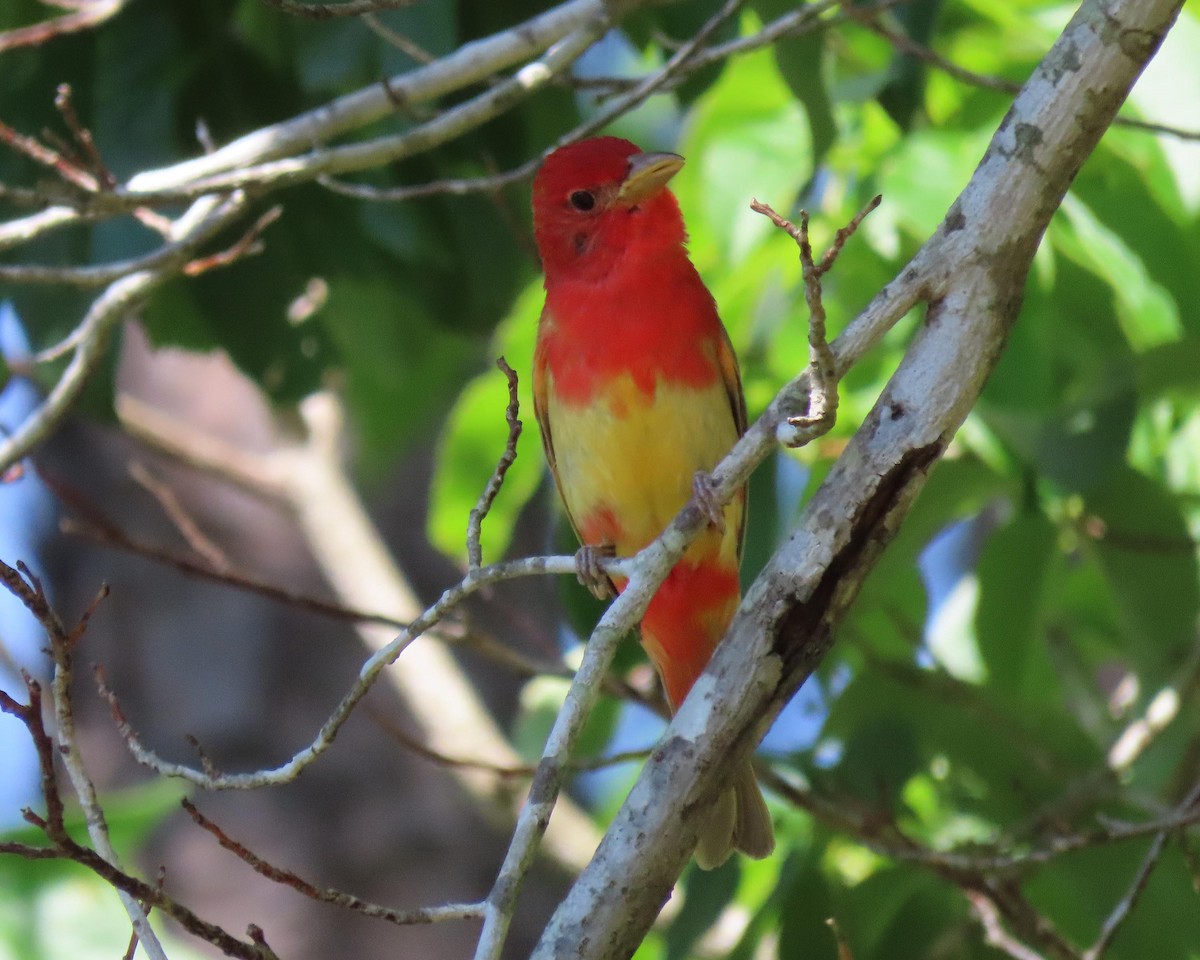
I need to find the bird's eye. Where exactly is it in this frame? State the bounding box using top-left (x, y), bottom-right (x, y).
top-left (569, 190), bottom-right (596, 212)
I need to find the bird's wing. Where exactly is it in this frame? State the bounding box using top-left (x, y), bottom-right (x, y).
top-left (532, 319), bottom-right (586, 548)
top-left (713, 324), bottom-right (749, 559)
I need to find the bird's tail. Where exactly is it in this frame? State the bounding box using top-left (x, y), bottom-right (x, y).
top-left (637, 557), bottom-right (773, 867)
top-left (694, 762), bottom-right (774, 870)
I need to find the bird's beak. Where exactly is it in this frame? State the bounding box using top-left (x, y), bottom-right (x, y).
top-left (617, 151), bottom-right (685, 204)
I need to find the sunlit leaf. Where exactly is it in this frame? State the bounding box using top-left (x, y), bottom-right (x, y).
top-left (427, 281), bottom-right (543, 562)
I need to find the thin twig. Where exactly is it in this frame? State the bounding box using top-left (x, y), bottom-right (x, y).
top-left (761, 764), bottom-right (1200, 876)
top-left (128, 460), bottom-right (231, 571)
top-left (0, 195), bottom-right (249, 477)
top-left (60, 514), bottom-right (410, 629)
top-left (0, 0), bottom-right (132, 55)
top-left (0, 117), bottom-right (99, 191)
top-left (92, 551), bottom-right (586, 789)
top-left (373, 709), bottom-right (652, 778)
top-left (750, 195), bottom-right (879, 445)
top-left (968, 892), bottom-right (1053, 960)
top-left (1112, 116), bottom-right (1200, 141)
top-left (183, 205), bottom-right (282, 276)
top-left (261, 0), bottom-right (414, 19)
top-left (54, 83), bottom-right (117, 188)
top-left (0, 563), bottom-right (167, 960)
top-left (0, 678), bottom-right (274, 957)
top-left (362, 13), bottom-right (437, 63)
top-left (1083, 778), bottom-right (1200, 960)
top-left (467, 357), bottom-right (522, 569)
top-left (848, 7), bottom-right (1020, 93)
top-left (182, 799), bottom-right (484, 925)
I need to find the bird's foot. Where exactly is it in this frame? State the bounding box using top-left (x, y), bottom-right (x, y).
top-left (692, 471), bottom-right (726, 533)
top-left (575, 543), bottom-right (616, 599)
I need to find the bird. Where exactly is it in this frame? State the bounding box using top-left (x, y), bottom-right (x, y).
top-left (530, 135), bottom-right (774, 869)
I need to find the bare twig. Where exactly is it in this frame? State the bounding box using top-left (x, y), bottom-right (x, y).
top-left (362, 12), bottom-right (437, 63)
top-left (183, 205), bottom-right (282, 276)
top-left (373, 709), bottom-right (652, 779)
top-left (127, 461), bottom-right (231, 571)
top-left (182, 799), bottom-right (483, 925)
top-left (93, 549), bottom-right (586, 789)
top-left (1083, 778), bottom-right (1200, 960)
top-left (849, 7), bottom-right (1020, 93)
top-left (968, 892), bottom-right (1054, 960)
top-left (0, 0), bottom-right (131, 54)
top-left (467, 357), bottom-right (523, 569)
top-left (750, 195), bottom-right (879, 444)
top-left (54, 82), bottom-right (117, 188)
top-left (0, 562), bottom-right (167, 959)
top-left (1112, 116), bottom-right (1200, 141)
top-left (62, 514), bottom-right (410, 628)
top-left (0, 195), bottom-right (250, 477)
top-left (0, 117), bottom-right (99, 191)
top-left (261, 0), bottom-right (414, 19)
top-left (762, 763), bottom-right (1200, 879)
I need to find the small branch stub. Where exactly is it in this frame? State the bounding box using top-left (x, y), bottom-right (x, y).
top-left (751, 194), bottom-right (880, 448)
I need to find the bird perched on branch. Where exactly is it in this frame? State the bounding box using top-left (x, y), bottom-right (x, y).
top-left (531, 136), bottom-right (774, 869)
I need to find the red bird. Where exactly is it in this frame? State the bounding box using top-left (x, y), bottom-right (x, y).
top-left (531, 136), bottom-right (774, 868)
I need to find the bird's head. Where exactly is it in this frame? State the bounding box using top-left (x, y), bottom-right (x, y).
top-left (532, 136), bottom-right (686, 283)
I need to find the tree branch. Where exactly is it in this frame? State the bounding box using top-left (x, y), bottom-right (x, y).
top-left (113, 390), bottom-right (605, 876)
top-left (0, 0), bottom-right (132, 54)
top-left (0, 195), bottom-right (250, 475)
top-left (530, 1), bottom-right (1185, 955)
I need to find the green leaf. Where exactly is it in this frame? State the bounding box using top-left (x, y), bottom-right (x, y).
top-left (751, 0), bottom-right (837, 167)
top-left (1084, 466), bottom-right (1200, 682)
top-left (876, 0), bottom-right (944, 130)
top-left (674, 43), bottom-right (811, 269)
top-left (511, 672), bottom-right (619, 765)
top-left (975, 510), bottom-right (1060, 695)
top-left (1135, 336), bottom-right (1200, 401)
top-left (776, 845), bottom-right (838, 960)
top-left (427, 281), bottom-right (542, 562)
top-left (1050, 194), bottom-right (1184, 351)
top-left (983, 377), bottom-right (1137, 495)
top-left (666, 858), bottom-right (741, 960)
top-left (650, 0), bottom-right (739, 105)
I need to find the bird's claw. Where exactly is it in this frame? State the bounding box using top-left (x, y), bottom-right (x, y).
top-left (576, 543), bottom-right (616, 599)
top-left (692, 471), bottom-right (726, 533)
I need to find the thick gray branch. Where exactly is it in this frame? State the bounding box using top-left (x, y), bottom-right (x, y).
top-left (533, 0), bottom-right (1184, 955)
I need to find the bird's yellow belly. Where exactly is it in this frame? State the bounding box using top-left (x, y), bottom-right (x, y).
top-left (546, 372), bottom-right (741, 564)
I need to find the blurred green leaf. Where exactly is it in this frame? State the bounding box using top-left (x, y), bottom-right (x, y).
top-left (777, 845), bottom-right (838, 960)
top-left (674, 43), bottom-right (811, 269)
top-left (665, 858), bottom-right (740, 960)
top-left (1050, 194), bottom-right (1184, 351)
top-left (975, 509), bottom-right (1060, 695)
top-left (511, 672), bottom-right (619, 765)
top-left (876, 0), bottom-right (944, 130)
top-left (1135, 336), bottom-right (1200, 401)
top-left (428, 281), bottom-right (542, 561)
top-left (1084, 466), bottom-right (1200, 682)
top-left (751, 0), bottom-right (837, 168)
top-left (1, 779), bottom-right (188, 891)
